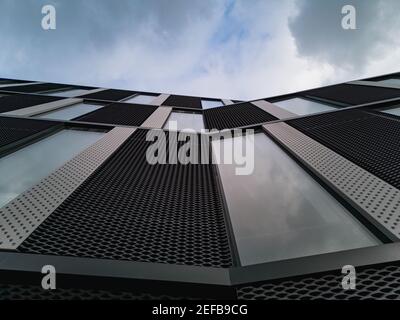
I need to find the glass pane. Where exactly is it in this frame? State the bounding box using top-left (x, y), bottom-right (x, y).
top-left (213, 133), bottom-right (379, 266)
top-left (0, 129), bottom-right (104, 208)
top-left (275, 97), bottom-right (335, 115)
top-left (35, 103), bottom-right (102, 120)
top-left (124, 94), bottom-right (157, 104)
top-left (46, 89), bottom-right (89, 97)
top-left (377, 78), bottom-right (400, 86)
top-left (202, 99), bottom-right (222, 109)
top-left (163, 112), bottom-right (205, 132)
top-left (381, 105), bottom-right (400, 116)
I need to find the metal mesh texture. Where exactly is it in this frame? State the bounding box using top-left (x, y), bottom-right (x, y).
top-left (74, 102), bottom-right (157, 126)
top-left (162, 94), bottom-right (202, 109)
top-left (237, 263), bottom-right (400, 300)
top-left (78, 89), bottom-right (135, 101)
top-left (0, 116), bottom-right (57, 149)
top-left (19, 129), bottom-right (233, 268)
top-left (288, 109), bottom-right (400, 190)
top-left (1, 83), bottom-right (70, 93)
top-left (0, 94), bottom-right (63, 113)
top-left (304, 84), bottom-right (400, 105)
top-left (203, 102), bottom-right (277, 130)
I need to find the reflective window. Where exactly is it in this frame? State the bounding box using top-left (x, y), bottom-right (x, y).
top-left (213, 133), bottom-right (379, 265)
top-left (201, 99), bottom-right (223, 109)
top-left (124, 94), bottom-right (157, 104)
top-left (0, 129), bottom-right (104, 208)
top-left (46, 89), bottom-right (90, 97)
top-left (275, 97), bottom-right (336, 115)
top-left (163, 112), bottom-right (205, 132)
top-left (380, 105), bottom-right (400, 117)
top-left (35, 103), bottom-right (102, 120)
top-left (377, 78), bottom-right (400, 87)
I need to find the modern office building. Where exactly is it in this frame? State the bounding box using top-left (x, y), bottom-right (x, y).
top-left (0, 73), bottom-right (400, 300)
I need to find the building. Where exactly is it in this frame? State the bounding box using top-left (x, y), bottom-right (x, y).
top-left (0, 73), bottom-right (400, 300)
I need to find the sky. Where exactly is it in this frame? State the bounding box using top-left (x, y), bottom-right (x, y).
top-left (0, 0), bottom-right (399, 100)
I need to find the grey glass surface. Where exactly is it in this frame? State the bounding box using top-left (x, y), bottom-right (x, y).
top-left (124, 94), bottom-right (157, 104)
top-left (201, 99), bottom-right (223, 109)
top-left (377, 78), bottom-right (400, 87)
top-left (213, 133), bottom-right (379, 266)
top-left (163, 112), bottom-right (205, 132)
top-left (275, 97), bottom-right (335, 115)
top-left (35, 103), bottom-right (102, 120)
top-left (0, 129), bottom-right (104, 209)
top-left (46, 89), bottom-right (89, 97)
top-left (381, 105), bottom-right (400, 116)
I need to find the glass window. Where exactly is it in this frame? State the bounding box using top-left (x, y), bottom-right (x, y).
top-left (380, 105), bottom-right (400, 117)
top-left (35, 103), bottom-right (102, 120)
top-left (124, 94), bottom-right (157, 104)
top-left (0, 129), bottom-right (104, 208)
top-left (213, 133), bottom-right (379, 266)
top-left (163, 112), bottom-right (205, 132)
top-left (377, 78), bottom-right (400, 86)
top-left (201, 99), bottom-right (223, 109)
top-left (46, 89), bottom-right (90, 97)
top-left (275, 97), bottom-right (336, 115)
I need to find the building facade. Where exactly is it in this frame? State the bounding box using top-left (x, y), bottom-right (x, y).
top-left (0, 73), bottom-right (400, 299)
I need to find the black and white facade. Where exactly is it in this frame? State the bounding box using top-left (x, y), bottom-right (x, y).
top-left (1, 73), bottom-right (400, 300)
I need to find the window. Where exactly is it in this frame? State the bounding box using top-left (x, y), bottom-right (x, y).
top-left (380, 105), bottom-right (400, 117)
top-left (274, 97), bottom-right (336, 115)
top-left (124, 94), bottom-right (157, 104)
top-left (163, 112), bottom-right (205, 132)
top-left (377, 78), bottom-right (400, 87)
top-left (0, 129), bottom-right (104, 208)
top-left (35, 103), bottom-right (102, 120)
top-left (45, 88), bottom-right (90, 97)
top-left (201, 99), bottom-right (223, 109)
top-left (213, 133), bottom-right (379, 266)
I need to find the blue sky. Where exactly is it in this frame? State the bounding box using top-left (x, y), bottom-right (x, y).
top-left (0, 0), bottom-right (399, 100)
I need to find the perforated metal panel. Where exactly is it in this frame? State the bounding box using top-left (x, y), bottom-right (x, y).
top-left (264, 122), bottom-right (400, 240)
top-left (0, 117), bottom-right (57, 149)
top-left (304, 84), bottom-right (400, 105)
top-left (204, 102), bottom-right (277, 130)
top-left (237, 263), bottom-right (400, 300)
top-left (288, 110), bottom-right (400, 190)
top-left (1, 83), bottom-right (70, 93)
top-left (0, 127), bottom-right (135, 249)
top-left (74, 102), bottom-right (157, 126)
top-left (162, 94), bottom-right (202, 109)
top-left (0, 94), bottom-right (63, 113)
top-left (19, 129), bottom-right (233, 268)
top-left (78, 89), bottom-right (135, 101)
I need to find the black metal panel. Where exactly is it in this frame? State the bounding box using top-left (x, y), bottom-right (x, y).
top-left (74, 102), bottom-right (157, 126)
top-left (288, 109), bottom-right (400, 190)
top-left (1, 83), bottom-right (70, 93)
top-left (19, 129), bottom-right (233, 268)
top-left (0, 94), bottom-right (63, 113)
top-left (203, 102), bottom-right (277, 130)
top-left (162, 94), bottom-right (202, 109)
top-left (79, 89), bottom-right (135, 101)
top-left (0, 117), bottom-right (57, 149)
top-left (304, 84), bottom-right (400, 105)
top-left (237, 262), bottom-right (400, 300)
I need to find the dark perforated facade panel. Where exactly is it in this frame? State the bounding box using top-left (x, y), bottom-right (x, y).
top-left (0, 117), bottom-right (57, 149)
top-left (304, 84), bottom-right (400, 106)
top-left (203, 102), bottom-right (277, 130)
top-left (288, 109), bottom-right (400, 190)
top-left (19, 129), bottom-right (233, 268)
top-left (78, 89), bottom-right (135, 101)
top-left (74, 102), bottom-right (157, 126)
top-left (0, 94), bottom-right (63, 113)
top-left (238, 263), bottom-right (400, 300)
top-left (162, 95), bottom-right (202, 109)
top-left (1, 83), bottom-right (70, 93)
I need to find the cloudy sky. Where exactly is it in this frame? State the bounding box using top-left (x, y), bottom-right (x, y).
top-left (0, 0), bottom-right (399, 100)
